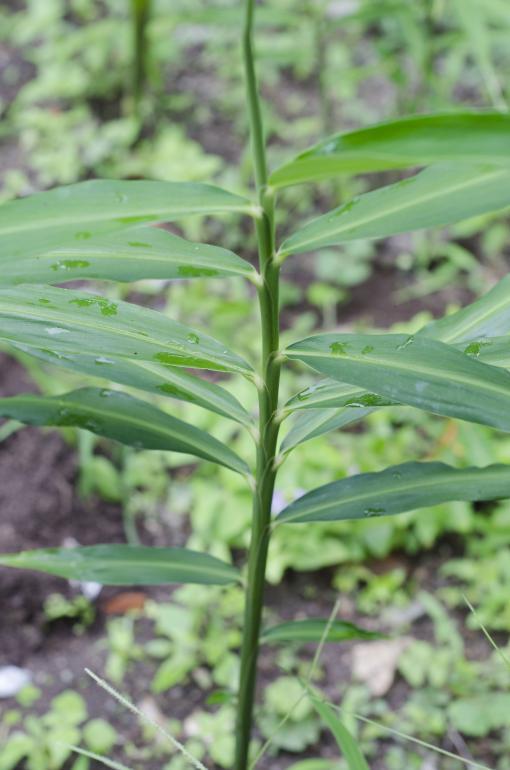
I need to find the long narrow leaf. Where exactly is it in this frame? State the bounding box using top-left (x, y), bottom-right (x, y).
top-left (285, 332), bottom-right (510, 432)
top-left (0, 179), bottom-right (253, 237)
top-left (278, 461), bottom-right (510, 524)
top-left (270, 112), bottom-right (510, 188)
top-left (0, 285), bottom-right (252, 374)
top-left (308, 695), bottom-right (370, 770)
top-left (0, 545), bottom-right (240, 585)
top-left (286, 380), bottom-right (392, 412)
top-left (13, 345), bottom-right (252, 426)
top-left (0, 226), bottom-right (256, 286)
top-left (0, 388), bottom-right (249, 474)
top-left (279, 165), bottom-right (510, 257)
top-left (420, 274), bottom-right (510, 342)
top-left (281, 407), bottom-right (375, 453)
top-left (261, 619), bottom-right (382, 644)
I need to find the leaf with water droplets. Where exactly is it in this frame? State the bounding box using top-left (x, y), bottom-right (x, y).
top-left (286, 380), bottom-right (394, 411)
top-left (13, 345), bottom-right (252, 426)
top-left (0, 180), bottom-right (253, 277)
top-left (0, 226), bottom-right (256, 286)
top-left (280, 407), bottom-right (375, 453)
top-left (0, 285), bottom-right (252, 375)
top-left (278, 461), bottom-right (510, 523)
top-left (0, 388), bottom-right (250, 474)
top-left (0, 545), bottom-right (240, 586)
top-left (419, 274), bottom-right (510, 343)
top-left (270, 112), bottom-right (510, 188)
top-left (279, 165), bottom-right (510, 257)
top-left (285, 332), bottom-right (510, 432)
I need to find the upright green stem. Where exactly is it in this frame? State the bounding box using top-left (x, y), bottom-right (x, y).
top-left (234, 3), bottom-right (281, 769)
top-left (131, 0), bottom-right (151, 116)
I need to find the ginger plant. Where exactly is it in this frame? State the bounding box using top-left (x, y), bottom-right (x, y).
top-left (1, 2), bottom-right (510, 768)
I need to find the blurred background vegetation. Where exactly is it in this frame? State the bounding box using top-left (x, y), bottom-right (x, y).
top-left (1, 1), bottom-right (510, 769)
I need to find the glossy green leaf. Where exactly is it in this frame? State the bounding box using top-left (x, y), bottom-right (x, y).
top-left (270, 112), bottom-right (510, 188)
top-left (0, 388), bottom-right (249, 475)
top-left (285, 273), bottom-right (510, 439)
top-left (281, 407), bottom-right (375, 453)
top-left (308, 695), bottom-right (370, 770)
top-left (14, 345), bottom-right (252, 426)
top-left (278, 461), bottom-right (510, 524)
top-left (0, 179), bottom-right (253, 238)
top-left (285, 332), bottom-right (510, 431)
top-left (286, 380), bottom-right (393, 411)
top-left (461, 336), bottom-right (510, 368)
top-left (0, 285), bottom-right (252, 374)
top-left (33, 347), bottom-right (250, 426)
top-left (261, 619), bottom-right (382, 644)
top-left (0, 545), bottom-right (240, 585)
top-left (279, 165), bottom-right (510, 257)
top-left (420, 274), bottom-right (510, 342)
top-left (0, 225), bottom-right (256, 286)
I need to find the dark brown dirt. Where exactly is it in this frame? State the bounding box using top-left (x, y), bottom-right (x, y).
top-left (0, 354), bottom-right (125, 665)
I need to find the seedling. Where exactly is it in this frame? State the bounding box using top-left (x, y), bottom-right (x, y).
top-left (1, 2), bottom-right (510, 768)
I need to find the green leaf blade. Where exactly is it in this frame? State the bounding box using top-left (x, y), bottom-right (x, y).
top-left (0, 179), bottom-right (253, 237)
top-left (0, 545), bottom-right (240, 586)
top-left (285, 332), bottom-right (510, 432)
top-left (0, 226), bottom-right (256, 286)
top-left (0, 388), bottom-right (249, 474)
top-left (261, 619), bottom-right (382, 644)
top-left (308, 695), bottom-right (370, 770)
top-left (281, 407), bottom-right (375, 453)
top-left (419, 274), bottom-right (510, 343)
top-left (278, 461), bottom-right (510, 524)
top-left (279, 165), bottom-right (510, 257)
top-left (270, 112), bottom-right (510, 188)
top-left (0, 285), bottom-right (252, 374)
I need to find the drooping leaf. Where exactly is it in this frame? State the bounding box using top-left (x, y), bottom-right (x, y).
top-left (0, 225), bottom-right (257, 286)
top-left (270, 112), bottom-right (510, 188)
top-left (308, 695), bottom-right (370, 770)
top-left (261, 619), bottom-right (382, 644)
top-left (14, 345), bottom-right (252, 426)
top-left (0, 285), bottom-right (252, 374)
top-left (281, 407), bottom-right (375, 453)
top-left (285, 332), bottom-right (510, 432)
top-left (0, 545), bottom-right (240, 586)
top-left (0, 388), bottom-right (249, 474)
top-left (278, 461), bottom-right (510, 524)
top-left (279, 165), bottom-right (510, 257)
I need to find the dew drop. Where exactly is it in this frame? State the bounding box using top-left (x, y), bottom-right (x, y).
top-left (51, 260), bottom-right (90, 272)
top-left (329, 341), bottom-right (348, 355)
top-left (363, 506), bottom-right (386, 518)
top-left (396, 335), bottom-right (414, 351)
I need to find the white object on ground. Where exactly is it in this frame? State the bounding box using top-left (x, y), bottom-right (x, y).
top-left (0, 666), bottom-right (31, 698)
